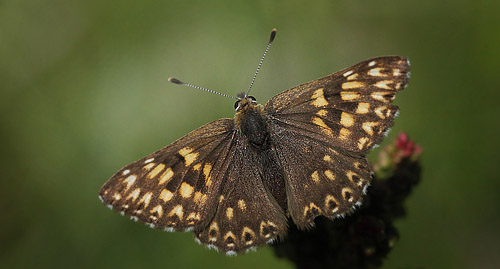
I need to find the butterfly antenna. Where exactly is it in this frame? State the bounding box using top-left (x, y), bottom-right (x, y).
top-left (168, 77), bottom-right (238, 100)
top-left (246, 28), bottom-right (277, 97)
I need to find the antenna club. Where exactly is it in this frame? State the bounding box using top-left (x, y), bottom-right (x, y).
top-left (167, 77), bottom-right (238, 100)
top-left (168, 78), bottom-right (183, 85)
top-left (246, 29), bottom-right (276, 96)
top-left (269, 28), bottom-right (277, 43)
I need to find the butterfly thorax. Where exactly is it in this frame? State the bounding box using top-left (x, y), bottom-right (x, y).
top-left (234, 97), bottom-right (270, 149)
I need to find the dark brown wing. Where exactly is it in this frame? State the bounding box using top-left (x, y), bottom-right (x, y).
top-left (265, 56), bottom-right (410, 153)
top-left (99, 119), bottom-right (236, 232)
top-left (264, 56), bottom-right (410, 227)
top-left (194, 131), bottom-right (287, 255)
top-left (269, 126), bottom-right (373, 228)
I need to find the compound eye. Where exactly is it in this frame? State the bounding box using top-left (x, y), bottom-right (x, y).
top-left (234, 100), bottom-right (240, 110)
top-left (248, 96), bottom-right (257, 103)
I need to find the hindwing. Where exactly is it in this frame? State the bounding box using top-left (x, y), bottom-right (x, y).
top-left (194, 132), bottom-right (287, 254)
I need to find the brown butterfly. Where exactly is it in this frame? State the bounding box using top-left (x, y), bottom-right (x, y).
top-left (99, 29), bottom-right (410, 255)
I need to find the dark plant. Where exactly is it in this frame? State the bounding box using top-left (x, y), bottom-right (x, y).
top-left (272, 133), bottom-right (422, 269)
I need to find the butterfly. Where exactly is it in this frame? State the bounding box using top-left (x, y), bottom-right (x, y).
top-left (99, 29), bottom-right (410, 256)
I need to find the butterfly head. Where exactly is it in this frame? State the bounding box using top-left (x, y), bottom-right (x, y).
top-left (234, 94), bottom-right (258, 111)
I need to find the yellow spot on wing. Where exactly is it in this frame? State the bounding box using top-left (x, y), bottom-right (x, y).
top-left (158, 168), bottom-right (174, 185)
top-left (112, 193), bottom-right (121, 200)
top-left (311, 171), bottom-right (320, 183)
top-left (209, 222), bottom-right (219, 241)
top-left (148, 163), bottom-right (165, 179)
top-left (242, 227), bottom-right (256, 245)
top-left (329, 148), bottom-right (339, 155)
top-left (346, 170), bottom-right (356, 181)
top-left (150, 205), bottom-right (163, 218)
top-left (375, 105), bottom-right (388, 119)
top-left (340, 91), bottom-right (360, 101)
top-left (375, 80), bottom-right (393, 90)
top-left (371, 92), bottom-right (392, 102)
top-left (323, 155), bottom-right (332, 162)
top-left (179, 182), bottom-right (194, 198)
top-left (168, 205), bottom-right (184, 220)
top-left (238, 199), bottom-right (247, 211)
top-left (127, 188), bottom-right (141, 202)
top-left (160, 189), bottom-right (173, 202)
top-left (224, 231), bottom-right (236, 247)
top-left (342, 187), bottom-right (354, 202)
top-left (368, 67), bottom-right (387, 77)
top-left (312, 117), bottom-right (333, 136)
top-left (203, 163), bottom-right (212, 177)
top-left (203, 163), bottom-right (212, 187)
top-left (339, 128), bottom-right (351, 140)
top-left (133, 209), bottom-right (143, 215)
top-left (260, 221), bottom-right (277, 238)
top-left (358, 137), bottom-right (370, 150)
top-left (138, 192), bottom-right (153, 208)
top-left (184, 152), bottom-right (199, 166)
top-left (356, 102), bottom-right (370, 114)
top-left (194, 192), bottom-right (202, 203)
top-left (353, 161), bottom-right (361, 169)
top-left (324, 170), bottom-right (335, 181)
top-left (143, 163), bottom-right (155, 170)
top-left (178, 147), bottom-right (192, 156)
top-left (347, 73), bottom-right (359, 80)
top-left (193, 192), bottom-right (208, 205)
top-left (343, 70), bottom-right (353, 77)
top-left (340, 112), bottom-right (355, 127)
top-left (193, 163), bottom-right (201, 171)
top-left (226, 207), bottom-right (234, 220)
top-left (346, 170), bottom-right (362, 186)
top-left (123, 175), bottom-right (137, 191)
top-left (362, 122), bottom-right (379, 136)
top-left (316, 109), bottom-right (328, 117)
top-left (186, 212), bottom-right (201, 223)
top-left (268, 221), bottom-right (277, 229)
top-left (189, 212), bottom-right (199, 220)
top-left (325, 195), bottom-right (339, 213)
top-left (395, 82), bottom-right (402, 90)
top-left (179, 147), bottom-right (199, 166)
top-left (303, 202), bottom-right (322, 218)
top-left (310, 88), bottom-right (328, 107)
top-left (342, 81), bottom-right (365, 89)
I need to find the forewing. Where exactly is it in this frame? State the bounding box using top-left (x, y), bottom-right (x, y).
top-left (99, 119), bottom-right (236, 232)
top-left (265, 56), bottom-right (410, 153)
top-left (194, 132), bottom-right (287, 255)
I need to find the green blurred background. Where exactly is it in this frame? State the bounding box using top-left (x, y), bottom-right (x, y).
top-left (1, 0), bottom-right (499, 268)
